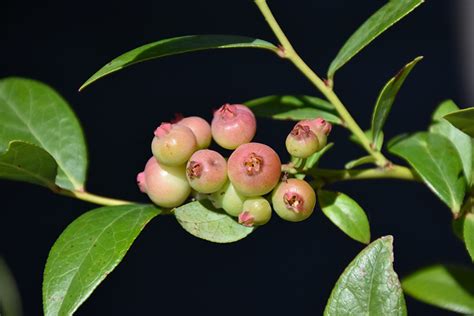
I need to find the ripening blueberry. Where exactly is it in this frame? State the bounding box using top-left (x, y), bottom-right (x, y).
top-left (211, 103), bottom-right (256, 149)
top-left (271, 178), bottom-right (316, 222)
top-left (151, 123), bottom-right (197, 166)
top-left (186, 149), bottom-right (227, 193)
top-left (137, 157), bottom-right (191, 208)
top-left (285, 123), bottom-right (320, 158)
top-left (177, 116), bottom-right (212, 149)
top-left (227, 142), bottom-right (281, 197)
top-left (300, 118), bottom-right (332, 149)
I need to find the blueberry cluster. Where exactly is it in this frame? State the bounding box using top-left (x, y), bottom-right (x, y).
top-left (137, 103), bottom-right (331, 226)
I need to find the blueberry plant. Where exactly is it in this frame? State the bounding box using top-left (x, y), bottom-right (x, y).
top-left (1, 0), bottom-right (474, 315)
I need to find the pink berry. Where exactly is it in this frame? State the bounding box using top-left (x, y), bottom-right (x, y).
top-left (285, 123), bottom-right (320, 158)
top-left (300, 118), bottom-right (332, 148)
top-left (227, 142), bottom-right (281, 197)
top-left (211, 103), bottom-right (257, 149)
top-left (137, 157), bottom-right (191, 208)
top-left (186, 149), bottom-right (227, 193)
top-left (271, 178), bottom-right (316, 222)
top-left (151, 123), bottom-right (197, 166)
top-left (177, 116), bottom-right (212, 149)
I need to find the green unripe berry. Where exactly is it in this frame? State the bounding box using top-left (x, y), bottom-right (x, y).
top-left (210, 181), bottom-right (246, 217)
top-left (238, 197), bottom-right (272, 227)
top-left (272, 178), bottom-right (316, 222)
top-left (285, 123), bottom-right (320, 158)
top-left (151, 123), bottom-right (197, 166)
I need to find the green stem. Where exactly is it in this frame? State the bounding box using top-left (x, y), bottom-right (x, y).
top-left (307, 165), bottom-right (419, 184)
top-left (57, 188), bottom-right (134, 206)
top-left (254, 0), bottom-right (389, 167)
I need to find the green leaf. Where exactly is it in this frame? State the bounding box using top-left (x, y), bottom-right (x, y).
top-left (0, 77), bottom-right (87, 191)
top-left (444, 107), bottom-right (474, 137)
top-left (80, 35), bottom-right (278, 90)
top-left (0, 141), bottom-right (57, 189)
top-left (432, 99), bottom-right (460, 122)
top-left (174, 200), bottom-right (254, 243)
top-left (430, 120), bottom-right (472, 185)
top-left (244, 95), bottom-right (342, 124)
top-left (345, 155), bottom-right (376, 169)
top-left (402, 264), bottom-right (474, 314)
top-left (464, 213), bottom-right (474, 262)
top-left (324, 236), bottom-right (406, 315)
top-left (350, 130), bottom-right (384, 151)
top-left (327, 0), bottom-right (424, 79)
top-left (303, 143), bottom-right (334, 170)
top-left (389, 132), bottom-right (466, 213)
top-left (371, 56), bottom-right (422, 143)
top-left (43, 204), bottom-right (160, 316)
top-left (0, 257), bottom-right (22, 316)
top-left (318, 190), bottom-right (371, 244)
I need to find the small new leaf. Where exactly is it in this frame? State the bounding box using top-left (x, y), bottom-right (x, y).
top-left (324, 236), bottom-right (406, 315)
top-left (402, 264), bottom-right (474, 314)
top-left (371, 56), bottom-right (422, 143)
top-left (43, 204), bottom-right (160, 316)
top-left (318, 190), bottom-right (371, 244)
top-left (80, 35), bottom-right (278, 90)
top-left (244, 95), bottom-right (342, 124)
top-left (444, 107), bottom-right (474, 137)
top-left (174, 200), bottom-right (254, 243)
top-left (327, 0), bottom-right (424, 79)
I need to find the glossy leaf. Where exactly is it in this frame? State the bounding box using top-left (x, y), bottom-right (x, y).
top-left (345, 155), bottom-right (376, 169)
top-left (318, 190), bottom-right (370, 244)
top-left (430, 120), bottom-right (472, 185)
top-left (389, 132), bottom-right (466, 213)
top-left (80, 35), bottom-right (278, 90)
top-left (464, 213), bottom-right (474, 262)
top-left (328, 0), bottom-right (424, 79)
top-left (0, 77), bottom-right (87, 190)
top-left (350, 130), bottom-right (384, 151)
top-left (432, 99), bottom-right (459, 121)
top-left (174, 200), bottom-right (254, 243)
top-left (244, 95), bottom-right (342, 124)
top-left (43, 204), bottom-right (160, 316)
top-left (324, 236), bottom-right (406, 315)
top-left (402, 264), bottom-right (474, 314)
top-left (0, 141), bottom-right (57, 189)
top-left (444, 107), bottom-right (474, 137)
top-left (371, 56), bottom-right (422, 143)
top-left (304, 143), bottom-right (334, 170)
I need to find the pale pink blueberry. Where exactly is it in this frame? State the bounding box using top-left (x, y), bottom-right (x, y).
top-left (186, 149), bottom-right (227, 193)
top-left (271, 178), bottom-right (316, 222)
top-left (151, 122), bottom-right (197, 166)
top-left (211, 103), bottom-right (256, 149)
top-left (177, 116), bottom-right (212, 149)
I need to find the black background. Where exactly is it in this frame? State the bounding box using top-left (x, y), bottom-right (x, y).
top-left (2, 1), bottom-right (473, 315)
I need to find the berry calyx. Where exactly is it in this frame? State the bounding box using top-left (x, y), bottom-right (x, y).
top-left (238, 197), bottom-right (272, 227)
top-left (137, 157), bottom-right (191, 208)
top-left (272, 178), bottom-right (316, 222)
top-left (285, 123), bottom-right (320, 158)
top-left (177, 116), bottom-right (212, 149)
top-left (151, 123), bottom-right (197, 166)
top-left (186, 149), bottom-right (227, 193)
top-left (227, 142), bottom-right (281, 197)
top-left (211, 103), bottom-right (257, 149)
top-left (210, 181), bottom-right (246, 217)
top-left (300, 118), bottom-right (332, 149)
